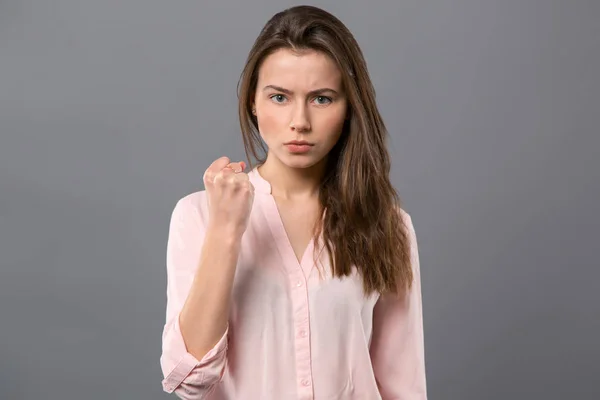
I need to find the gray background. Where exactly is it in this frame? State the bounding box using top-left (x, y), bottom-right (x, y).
top-left (1, 0), bottom-right (598, 399)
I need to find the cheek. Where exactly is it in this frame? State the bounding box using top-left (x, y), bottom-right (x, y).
top-left (257, 109), bottom-right (284, 139)
top-left (320, 109), bottom-right (347, 140)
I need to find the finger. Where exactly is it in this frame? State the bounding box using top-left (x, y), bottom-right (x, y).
top-left (226, 161), bottom-right (246, 173)
top-left (215, 166), bottom-right (250, 186)
top-left (213, 167), bottom-right (236, 185)
top-left (204, 156), bottom-right (231, 183)
top-left (207, 156), bottom-right (231, 174)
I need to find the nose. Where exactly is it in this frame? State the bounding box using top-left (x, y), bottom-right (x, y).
top-left (289, 103), bottom-right (311, 132)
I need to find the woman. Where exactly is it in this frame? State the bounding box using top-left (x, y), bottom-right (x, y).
top-left (160, 5), bottom-right (427, 399)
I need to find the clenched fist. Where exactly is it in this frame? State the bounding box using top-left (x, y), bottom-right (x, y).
top-left (203, 156), bottom-right (255, 238)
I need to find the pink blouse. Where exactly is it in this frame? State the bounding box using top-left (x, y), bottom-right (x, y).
top-left (160, 167), bottom-right (427, 399)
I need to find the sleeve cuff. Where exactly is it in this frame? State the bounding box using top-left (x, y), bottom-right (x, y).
top-left (161, 317), bottom-right (229, 393)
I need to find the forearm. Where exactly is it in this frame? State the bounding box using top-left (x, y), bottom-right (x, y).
top-left (178, 225), bottom-right (242, 361)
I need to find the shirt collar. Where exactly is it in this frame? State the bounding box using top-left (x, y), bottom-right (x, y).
top-left (248, 166), bottom-right (272, 194)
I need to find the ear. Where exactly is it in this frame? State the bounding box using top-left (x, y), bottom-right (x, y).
top-left (250, 94), bottom-right (257, 116)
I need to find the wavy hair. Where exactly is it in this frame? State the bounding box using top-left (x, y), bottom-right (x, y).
top-left (237, 5), bottom-right (413, 296)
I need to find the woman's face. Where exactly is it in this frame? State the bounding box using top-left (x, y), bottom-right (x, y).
top-left (252, 48), bottom-right (348, 170)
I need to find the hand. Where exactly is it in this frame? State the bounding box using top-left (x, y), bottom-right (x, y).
top-left (203, 156), bottom-right (255, 237)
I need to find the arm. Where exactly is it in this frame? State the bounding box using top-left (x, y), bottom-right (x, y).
top-left (369, 211), bottom-right (428, 400)
top-left (160, 194), bottom-right (241, 398)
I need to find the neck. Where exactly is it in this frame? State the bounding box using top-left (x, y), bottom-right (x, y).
top-left (257, 153), bottom-right (326, 201)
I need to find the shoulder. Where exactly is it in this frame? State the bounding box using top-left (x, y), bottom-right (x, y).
top-left (395, 206), bottom-right (419, 260)
top-left (169, 190), bottom-right (209, 226)
top-left (394, 205), bottom-right (415, 232)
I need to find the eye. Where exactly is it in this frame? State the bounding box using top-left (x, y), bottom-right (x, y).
top-left (269, 94), bottom-right (287, 103)
top-left (314, 96), bottom-right (332, 105)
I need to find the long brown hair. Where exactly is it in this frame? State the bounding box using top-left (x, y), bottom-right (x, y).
top-left (237, 5), bottom-right (413, 297)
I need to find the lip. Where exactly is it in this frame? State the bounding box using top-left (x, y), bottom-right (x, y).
top-left (285, 142), bottom-right (313, 154)
top-left (285, 140), bottom-right (313, 146)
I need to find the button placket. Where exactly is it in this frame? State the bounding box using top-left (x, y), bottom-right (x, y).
top-left (259, 192), bottom-right (315, 398)
top-left (290, 272), bottom-right (314, 399)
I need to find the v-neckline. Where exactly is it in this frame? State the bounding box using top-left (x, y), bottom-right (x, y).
top-left (249, 166), bottom-right (322, 279)
top-left (264, 194), bottom-right (316, 278)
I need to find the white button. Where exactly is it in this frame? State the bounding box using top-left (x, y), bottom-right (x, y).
top-left (296, 280), bottom-right (303, 287)
top-left (301, 379), bottom-right (311, 386)
top-left (299, 330), bottom-right (307, 337)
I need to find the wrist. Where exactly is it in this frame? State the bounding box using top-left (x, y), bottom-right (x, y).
top-left (205, 223), bottom-right (245, 247)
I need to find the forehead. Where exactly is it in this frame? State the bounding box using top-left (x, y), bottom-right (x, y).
top-left (257, 48), bottom-right (342, 89)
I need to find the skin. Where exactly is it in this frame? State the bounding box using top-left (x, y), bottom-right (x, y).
top-left (252, 48), bottom-right (348, 200)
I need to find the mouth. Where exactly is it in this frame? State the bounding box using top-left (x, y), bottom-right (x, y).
top-left (285, 141), bottom-right (313, 146)
top-left (284, 141), bottom-right (314, 154)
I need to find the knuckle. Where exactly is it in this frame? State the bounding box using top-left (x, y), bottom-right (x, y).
top-left (242, 182), bottom-right (253, 193)
top-left (203, 172), bottom-right (213, 183)
top-left (213, 173), bottom-right (226, 185)
top-left (236, 177), bottom-right (249, 187)
top-left (227, 174), bottom-right (238, 185)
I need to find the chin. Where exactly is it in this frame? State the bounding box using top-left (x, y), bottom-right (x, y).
top-left (278, 154), bottom-right (321, 170)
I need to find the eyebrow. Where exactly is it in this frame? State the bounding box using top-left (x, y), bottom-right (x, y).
top-left (262, 85), bottom-right (339, 96)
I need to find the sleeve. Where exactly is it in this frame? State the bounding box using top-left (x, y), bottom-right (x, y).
top-left (369, 210), bottom-right (428, 400)
top-left (160, 194), bottom-right (229, 398)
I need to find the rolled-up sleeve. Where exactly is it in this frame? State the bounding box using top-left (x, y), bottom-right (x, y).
top-left (369, 211), bottom-right (428, 399)
top-left (160, 195), bottom-right (229, 398)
